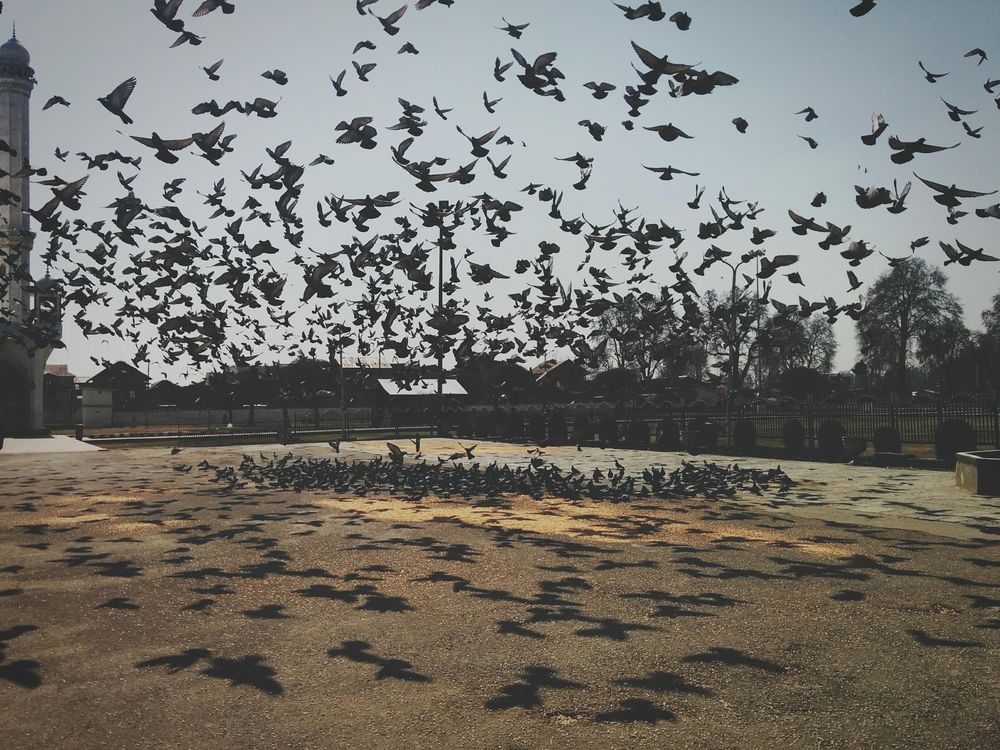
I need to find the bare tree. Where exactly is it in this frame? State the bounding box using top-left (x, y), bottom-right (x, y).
top-left (984, 292), bottom-right (1000, 339)
top-left (758, 315), bottom-right (837, 383)
top-left (700, 287), bottom-right (764, 394)
top-left (593, 289), bottom-right (705, 381)
top-left (976, 293), bottom-right (1000, 396)
top-left (855, 258), bottom-right (963, 397)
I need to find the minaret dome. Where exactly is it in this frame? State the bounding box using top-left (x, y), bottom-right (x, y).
top-left (0, 34), bottom-right (30, 67)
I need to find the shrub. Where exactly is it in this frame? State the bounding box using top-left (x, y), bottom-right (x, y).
top-left (935, 419), bottom-right (976, 461)
top-left (454, 411), bottom-right (473, 438)
top-left (782, 419), bottom-right (805, 451)
top-left (626, 419), bottom-right (650, 447)
top-left (474, 411), bottom-right (495, 438)
top-left (493, 410), bottom-right (509, 439)
top-left (528, 411), bottom-right (547, 444)
top-left (687, 419), bottom-right (719, 451)
top-left (547, 413), bottom-right (568, 444)
top-left (732, 419), bottom-right (756, 453)
top-left (872, 426), bottom-right (901, 453)
top-left (572, 415), bottom-right (593, 445)
top-left (655, 419), bottom-right (681, 450)
top-left (817, 420), bottom-right (845, 456)
top-left (506, 411), bottom-right (524, 440)
top-left (598, 414), bottom-right (620, 445)
top-left (436, 411), bottom-right (453, 437)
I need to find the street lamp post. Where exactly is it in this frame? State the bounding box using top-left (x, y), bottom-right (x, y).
top-left (437, 218), bottom-right (446, 437)
top-left (716, 249), bottom-right (765, 399)
top-left (412, 198), bottom-right (480, 438)
top-left (340, 340), bottom-right (347, 439)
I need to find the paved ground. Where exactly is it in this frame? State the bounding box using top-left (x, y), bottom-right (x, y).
top-left (1, 439), bottom-right (997, 749)
top-left (0, 436), bottom-right (104, 454)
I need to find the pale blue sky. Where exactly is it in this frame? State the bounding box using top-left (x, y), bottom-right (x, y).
top-left (6, 0), bottom-right (1000, 382)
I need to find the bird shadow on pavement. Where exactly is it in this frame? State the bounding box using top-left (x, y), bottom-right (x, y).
top-left (327, 640), bottom-right (431, 682)
top-left (136, 648), bottom-right (284, 696)
top-left (0, 625), bottom-right (42, 689)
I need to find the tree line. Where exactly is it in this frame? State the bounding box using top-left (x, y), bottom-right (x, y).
top-left (593, 257), bottom-right (1000, 400)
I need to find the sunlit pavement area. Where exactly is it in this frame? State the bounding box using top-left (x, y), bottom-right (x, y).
top-left (1, 439), bottom-right (998, 748)
top-left (0, 436), bottom-right (104, 454)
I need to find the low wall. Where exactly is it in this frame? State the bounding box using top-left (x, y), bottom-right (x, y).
top-left (106, 407), bottom-right (373, 428)
top-left (955, 450), bottom-right (1000, 496)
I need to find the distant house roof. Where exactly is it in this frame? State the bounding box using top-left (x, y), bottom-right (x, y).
top-left (531, 359), bottom-right (560, 377)
top-left (341, 358), bottom-right (441, 373)
top-left (376, 378), bottom-right (467, 397)
top-left (88, 361), bottom-right (151, 385)
top-left (340, 356), bottom-right (423, 369)
top-left (44, 364), bottom-right (73, 377)
top-left (532, 359), bottom-right (584, 383)
top-left (149, 379), bottom-right (181, 391)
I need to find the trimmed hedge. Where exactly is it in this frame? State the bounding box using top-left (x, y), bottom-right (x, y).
top-left (454, 411), bottom-right (473, 438)
top-left (655, 419), bottom-right (681, 450)
top-left (782, 419), bottom-right (806, 451)
top-left (817, 420), bottom-right (846, 456)
top-left (474, 411), bottom-right (495, 438)
top-left (528, 412), bottom-right (547, 444)
top-left (935, 419), bottom-right (976, 461)
top-left (732, 419), bottom-right (756, 453)
top-left (872, 425), bottom-right (901, 453)
top-left (572, 415), bottom-right (593, 445)
top-left (547, 413), bottom-right (568, 445)
top-left (598, 415), bottom-right (620, 446)
top-left (626, 419), bottom-right (650, 447)
top-left (506, 411), bottom-right (524, 440)
top-left (686, 419), bottom-right (719, 451)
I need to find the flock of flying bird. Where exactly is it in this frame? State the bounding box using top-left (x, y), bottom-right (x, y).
top-left (1, 0), bottom-right (998, 387)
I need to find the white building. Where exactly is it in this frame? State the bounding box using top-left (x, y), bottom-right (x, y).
top-left (0, 32), bottom-right (63, 435)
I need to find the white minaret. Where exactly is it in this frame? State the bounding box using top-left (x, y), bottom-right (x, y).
top-left (0, 29), bottom-right (63, 435)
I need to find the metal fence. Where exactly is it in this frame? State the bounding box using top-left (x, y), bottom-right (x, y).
top-left (84, 408), bottom-right (436, 447)
top-left (83, 398), bottom-right (1000, 451)
top-left (733, 400), bottom-right (999, 447)
top-left (429, 399), bottom-right (1000, 450)
top-left (598, 398), bottom-right (1000, 449)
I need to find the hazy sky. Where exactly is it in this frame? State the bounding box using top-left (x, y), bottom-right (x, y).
top-left (5, 0), bottom-right (1000, 382)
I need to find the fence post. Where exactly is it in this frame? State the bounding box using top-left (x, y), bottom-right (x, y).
top-left (725, 399), bottom-right (732, 450)
top-left (993, 399), bottom-right (1000, 449)
top-left (807, 399), bottom-right (815, 451)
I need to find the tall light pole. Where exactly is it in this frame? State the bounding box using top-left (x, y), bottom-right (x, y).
top-left (417, 198), bottom-right (477, 437)
top-left (716, 249), bottom-right (764, 398)
top-left (437, 217), bottom-right (445, 433)
top-left (755, 254), bottom-right (763, 395)
top-left (339, 339), bottom-right (346, 438)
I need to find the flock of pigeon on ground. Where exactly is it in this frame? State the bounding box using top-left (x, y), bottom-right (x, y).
top-left (202, 444), bottom-right (796, 504)
top-left (3, 0), bottom-right (999, 385)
